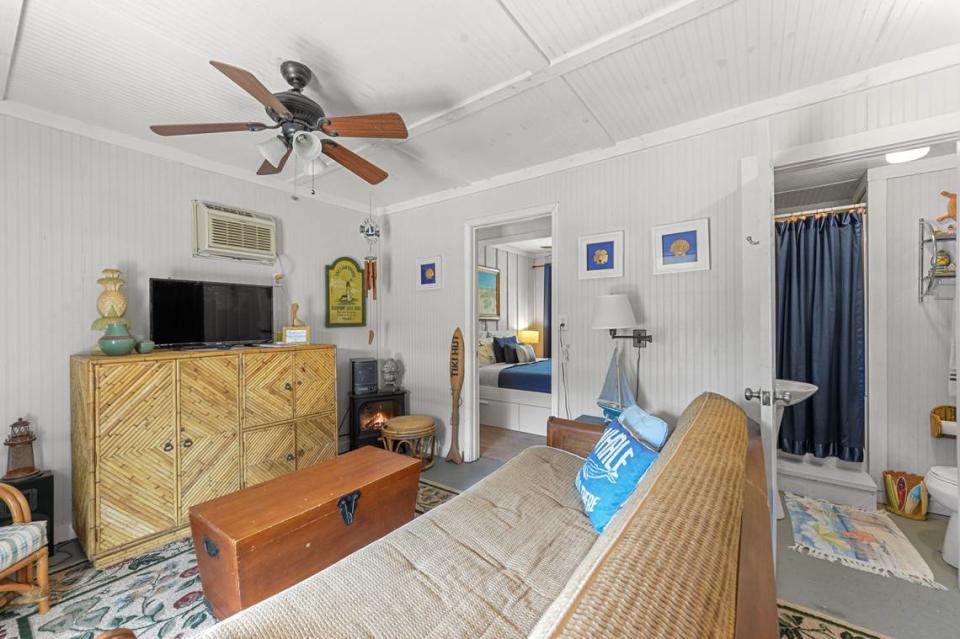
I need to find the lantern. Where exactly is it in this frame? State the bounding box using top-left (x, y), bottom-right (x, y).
top-left (4, 417), bottom-right (40, 480)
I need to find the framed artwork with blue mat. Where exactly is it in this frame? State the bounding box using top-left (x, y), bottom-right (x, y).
top-left (416, 255), bottom-right (442, 290)
top-left (652, 218), bottom-right (710, 274)
top-left (578, 231), bottom-right (623, 279)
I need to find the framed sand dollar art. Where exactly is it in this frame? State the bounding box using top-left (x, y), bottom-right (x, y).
top-left (652, 218), bottom-right (710, 274)
top-left (578, 231), bottom-right (624, 280)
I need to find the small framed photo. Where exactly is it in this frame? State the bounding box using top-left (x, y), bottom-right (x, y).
top-left (477, 266), bottom-right (501, 320)
top-left (282, 325), bottom-right (311, 344)
top-left (416, 256), bottom-right (442, 290)
top-left (652, 218), bottom-right (710, 274)
top-left (579, 231), bottom-right (624, 279)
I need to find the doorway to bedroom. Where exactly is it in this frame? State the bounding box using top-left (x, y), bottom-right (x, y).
top-left (473, 211), bottom-right (555, 464)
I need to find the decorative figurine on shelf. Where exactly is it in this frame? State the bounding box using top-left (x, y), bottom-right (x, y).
top-left (381, 358), bottom-right (402, 391)
top-left (4, 417), bottom-right (40, 480)
top-left (92, 268), bottom-right (136, 356)
top-left (937, 191), bottom-right (957, 223)
top-left (282, 303), bottom-right (311, 344)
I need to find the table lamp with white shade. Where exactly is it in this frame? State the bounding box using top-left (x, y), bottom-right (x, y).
top-left (518, 329), bottom-right (540, 345)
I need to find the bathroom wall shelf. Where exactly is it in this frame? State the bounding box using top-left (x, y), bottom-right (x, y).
top-left (919, 219), bottom-right (957, 301)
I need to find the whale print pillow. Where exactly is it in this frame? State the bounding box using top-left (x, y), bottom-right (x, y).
top-left (575, 420), bottom-right (659, 533)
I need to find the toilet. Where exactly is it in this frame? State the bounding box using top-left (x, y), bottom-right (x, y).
top-left (924, 466), bottom-right (958, 568)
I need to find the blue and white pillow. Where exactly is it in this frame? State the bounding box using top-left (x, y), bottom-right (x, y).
top-left (575, 420), bottom-right (659, 533)
top-left (618, 405), bottom-right (670, 451)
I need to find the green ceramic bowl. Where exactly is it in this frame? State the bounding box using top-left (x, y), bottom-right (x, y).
top-left (99, 335), bottom-right (136, 356)
top-left (137, 340), bottom-right (156, 354)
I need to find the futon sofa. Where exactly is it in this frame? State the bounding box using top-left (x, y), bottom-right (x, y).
top-left (104, 392), bottom-right (777, 638)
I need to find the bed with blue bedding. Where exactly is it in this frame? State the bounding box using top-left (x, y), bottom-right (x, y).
top-left (479, 359), bottom-right (551, 394)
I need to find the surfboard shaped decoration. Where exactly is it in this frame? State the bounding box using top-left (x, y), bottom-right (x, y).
top-left (447, 327), bottom-right (465, 464)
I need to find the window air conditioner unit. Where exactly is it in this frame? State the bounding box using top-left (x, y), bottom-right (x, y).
top-left (193, 200), bottom-right (278, 263)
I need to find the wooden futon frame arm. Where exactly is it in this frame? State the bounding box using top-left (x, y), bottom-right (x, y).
top-left (546, 416), bottom-right (778, 638)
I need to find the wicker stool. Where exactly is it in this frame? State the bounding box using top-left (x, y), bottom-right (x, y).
top-left (380, 415), bottom-right (437, 470)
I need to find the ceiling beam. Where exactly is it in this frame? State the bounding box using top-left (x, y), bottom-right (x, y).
top-left (384, 44), bottom-right (960, 214)
top-left (0, 0), bottom-right (24, 99)
top-left (298, 0), bottom-right (734, 185)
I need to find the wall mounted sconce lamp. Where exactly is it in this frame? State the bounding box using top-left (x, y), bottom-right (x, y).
top-left (591, 294), bottom-right (653, 348)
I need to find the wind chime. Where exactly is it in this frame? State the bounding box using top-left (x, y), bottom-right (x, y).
top-left (360, 206), bottom-right (381, 345)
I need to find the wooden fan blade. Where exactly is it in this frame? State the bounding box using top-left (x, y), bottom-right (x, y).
top-left (257, 147), bottom-right (292, 175)
top-left (210, 60), bottom-right (291, 119)
top-left (321, 113), bottom-right (408, 139)
top-left (150, 122), bottom-right (269, 136)
top-left (322, 141), bottom-right (388, 184)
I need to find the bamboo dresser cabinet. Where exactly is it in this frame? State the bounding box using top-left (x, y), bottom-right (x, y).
top-left (70, 344), bottom-right (337, 569)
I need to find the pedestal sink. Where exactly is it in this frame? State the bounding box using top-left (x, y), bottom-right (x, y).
top-left (775, 379), bottom-right (818, 407)
top-left (771, 380), bottom-right (818, 519)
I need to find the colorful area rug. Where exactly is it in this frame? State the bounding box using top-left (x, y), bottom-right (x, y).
top-left (0, 480), bottom-right (460, 638)
top-left (778, 600), bottom-right (892, 639)
top-left (783, 492), bottom-right (945, 590)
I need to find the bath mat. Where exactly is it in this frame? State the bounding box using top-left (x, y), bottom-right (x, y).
top-left (0, 481), bottom-right (461, 638)
top-left (784, 492), bottom-right (945, 590)
top-left (778, 600), bottom-right (893, 639)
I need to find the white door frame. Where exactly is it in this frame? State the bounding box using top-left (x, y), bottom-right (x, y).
top-left (741, 120), bottom-right (779, 563)
top-left (461, 203), bottom-right (560, 462)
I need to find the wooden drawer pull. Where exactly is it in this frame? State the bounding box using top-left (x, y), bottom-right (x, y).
top-left (163, 442), bottom-right (174, 452)
top-left (285, 453), bottom-right (295, 462)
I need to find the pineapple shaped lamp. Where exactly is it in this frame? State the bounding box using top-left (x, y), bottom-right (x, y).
top-left (92, 268), bottom-right (136, 356)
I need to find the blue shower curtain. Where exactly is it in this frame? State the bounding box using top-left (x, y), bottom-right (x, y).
top-left (775, 211), bottom-right (865, 462)
top-left (543, 263), bottom-right (552, 358)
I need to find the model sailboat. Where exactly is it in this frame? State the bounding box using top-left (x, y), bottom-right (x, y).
top-left (597, 343), bottom-right (635, 421)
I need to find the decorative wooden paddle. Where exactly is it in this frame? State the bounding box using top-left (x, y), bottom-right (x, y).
top-left (447, 327), bottom-right (465, 464)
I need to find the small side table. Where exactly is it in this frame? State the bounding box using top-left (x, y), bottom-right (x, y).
top-left (0, 471), bottom-right (54, 550)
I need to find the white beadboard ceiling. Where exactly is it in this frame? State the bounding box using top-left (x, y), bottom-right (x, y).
top-left (4, 0), bottom-right (960, 210)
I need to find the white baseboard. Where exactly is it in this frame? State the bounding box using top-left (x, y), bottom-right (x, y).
top-left (778, 454), bottom-right (878, 511)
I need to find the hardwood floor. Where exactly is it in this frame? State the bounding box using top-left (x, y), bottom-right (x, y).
top-left (479, 424), bottom-right (545, 464)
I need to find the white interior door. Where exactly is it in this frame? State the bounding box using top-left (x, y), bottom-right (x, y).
top-left (740, 121), bottom-right (779, 567)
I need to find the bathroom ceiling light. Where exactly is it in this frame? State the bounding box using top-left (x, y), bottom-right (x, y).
top-left (885, 147), bottom-right (930, 164)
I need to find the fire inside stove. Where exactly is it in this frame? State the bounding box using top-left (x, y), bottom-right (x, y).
top-left (359, 401), bottom-right (398, 431)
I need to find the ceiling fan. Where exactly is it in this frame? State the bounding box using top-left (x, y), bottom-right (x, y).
top-left (149, 60), bottom-right (407, 185)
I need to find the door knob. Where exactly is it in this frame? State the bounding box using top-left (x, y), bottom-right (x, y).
top-left (744, 388), bottom-right (772, 406)
top-left (163, 442), bottom-right (174, 452)
top-left (182, 438), bottom-right (193, 448)
top-left (774, 390), bottom-right (793, 405)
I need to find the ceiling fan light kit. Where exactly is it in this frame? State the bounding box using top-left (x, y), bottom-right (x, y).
top-left (150, 59), bottom-right (408, 185)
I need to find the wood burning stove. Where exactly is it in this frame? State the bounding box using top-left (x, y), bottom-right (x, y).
top-left (348, 389), bottom-right (408, 449)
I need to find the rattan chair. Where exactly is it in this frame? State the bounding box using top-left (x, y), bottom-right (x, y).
top-left (0, 483), bottom-right (49, 614)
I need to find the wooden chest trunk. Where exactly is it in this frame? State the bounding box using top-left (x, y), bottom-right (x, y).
top-left (189, 446), bottom-right (420, 619)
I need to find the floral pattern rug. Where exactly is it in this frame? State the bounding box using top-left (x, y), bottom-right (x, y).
top-left (778, 600), bottom-right (892, 639)
top-left (0, 480), bottom-right (460, 638)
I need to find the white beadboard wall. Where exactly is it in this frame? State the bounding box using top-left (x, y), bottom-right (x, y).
top-left (0, 114), bottom-right (374, 542)
top-left (771, 65), bottom-right (960, 151)
top-left (883, 168), bottom-right (957, 477)
top-left (477, 246), bottom-right (533, 334)
top-left (379, 124), bottom-right (755, 455)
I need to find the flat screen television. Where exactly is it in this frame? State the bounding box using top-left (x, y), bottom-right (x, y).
top-left (150, 278), bottom-right (273, 347)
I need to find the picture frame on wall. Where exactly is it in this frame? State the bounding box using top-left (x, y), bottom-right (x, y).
top-left (651, 218), bottom-right (710, 274)
top-left (325, 256), bottom-right (366, 327)
top-left (578, 231), bottom-right (624, 279)
top-left (416, 255), bottom-right (442, 290)
top-left (477, 266), bottom-right (501, 320)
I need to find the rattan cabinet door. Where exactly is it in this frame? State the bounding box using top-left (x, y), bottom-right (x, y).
top-left (242, 424), bottom-right (296, 487)
top-left (295, 413), bottom-right (337, 469)
top-left (96, 361), bottom-right (177, 552)
top-left (243, 352), bottom-right (294, 427)
top-left (294, 349), bottom-right (336, 418)
top-left (179, 356), bottom-right (241, 522)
